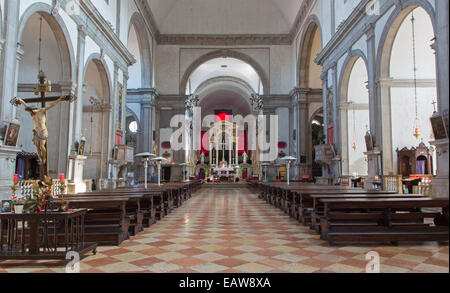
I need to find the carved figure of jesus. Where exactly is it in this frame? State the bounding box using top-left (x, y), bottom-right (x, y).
top-left (12, 97), bottom-right (68, 165)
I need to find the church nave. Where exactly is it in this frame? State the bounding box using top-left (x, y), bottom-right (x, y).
top-left (0, 188), bottom-right (447, 274)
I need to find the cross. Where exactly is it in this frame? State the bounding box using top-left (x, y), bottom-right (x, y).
top-left (18, 71), bottom-right (75, 107)
top-left (11, 71), bottom-right (76, 182)
top-left (432, 100), bottom-right (437, 113)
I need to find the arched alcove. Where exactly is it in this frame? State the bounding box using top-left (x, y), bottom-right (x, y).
top-left (16, 11), bottom-right (73, 178)
top-left (340, 56), bottom-right (370, 176)
top-left (127, 13), bottom-right (152, 89)
top-left (297, 17), bottom-right (324, 178)
top-left (378, 6), bottom-right (437, 175)
top-left (180, 50), bottom-right (269, 95)
top-left (82, 57), bottom-right (112, 180)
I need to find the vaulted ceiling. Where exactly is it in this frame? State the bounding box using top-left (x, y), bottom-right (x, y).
top-left (146, 0), bottom-right (304, 35)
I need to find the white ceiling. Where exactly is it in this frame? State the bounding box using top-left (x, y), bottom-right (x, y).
top-left (147, 0), bottom-right (303, 35)
top-left (188, 57), bottom-right (263, 94)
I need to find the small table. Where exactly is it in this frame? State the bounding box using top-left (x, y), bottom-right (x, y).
top-left (0, 209), bottom-right (97, 260)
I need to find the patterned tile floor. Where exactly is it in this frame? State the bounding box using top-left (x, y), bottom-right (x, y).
top-left (1, 188), bottom-right (448, 273)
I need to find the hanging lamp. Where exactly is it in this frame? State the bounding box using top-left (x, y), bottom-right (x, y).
top-left (411, 11), bottom-right (421, 140)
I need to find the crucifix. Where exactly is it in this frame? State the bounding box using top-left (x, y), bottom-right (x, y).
top-left (11, 70), bottom-right (76, 182)
top-left (432, 100), bottom-right (437, 113)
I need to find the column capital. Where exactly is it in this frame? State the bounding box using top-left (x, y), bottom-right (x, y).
top-left (16, 44), bottom-right (24, 61)
top-left (364, 23), bottom-right (375, 40)
top-left (78, 25), bottom-right (87, 40)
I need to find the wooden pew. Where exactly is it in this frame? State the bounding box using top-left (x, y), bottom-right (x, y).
top-left (310, 193), bottom-right (424, 233)
top-left (319, 197), bottom-right (449, 245)
top-left (73, 193), bottom-right (146, 236)
top-left (86, 189), bottom-right (162, 227)
top-left (295, 189), bottom-right (398, 225)
top-left (53, 197), bottom-right (131, 246)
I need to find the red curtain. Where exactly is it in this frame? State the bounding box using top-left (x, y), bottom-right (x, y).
top-left (215, 111), bottom-right (232, 122)
top-left (201, 131), bottom-right (209, 155)
top-left (115, 131), bottom-right (123, 145)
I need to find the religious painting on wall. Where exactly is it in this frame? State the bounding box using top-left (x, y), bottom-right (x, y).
top-left (117, 83), bottom-right (124, 131)
top-left (1, 200), bottom-right (12, 213)
top-left (430, 113), bottom-right (449, 140)
top-left (4, 122), bottom-right (21, 147)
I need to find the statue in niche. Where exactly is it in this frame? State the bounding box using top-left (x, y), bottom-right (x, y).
top-left (243, 152), bottom-right (248, 164)
top-left (200, 152), bottom-right (205, 165)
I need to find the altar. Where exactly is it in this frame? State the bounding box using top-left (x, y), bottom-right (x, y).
top-left (212, 163), bottom-right (237, 182)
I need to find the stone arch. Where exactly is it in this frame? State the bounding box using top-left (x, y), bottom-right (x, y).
top-left (376, 2), bottom-right (437, 175)
top-left (17, 2), bottom-right (75, 82)
top-left (297, 15), bottom-right (323, 88)
top-left (16, 5), bottom-right (76, 177)
top-left (82, 55), bottom-right (113, 179)
top-left (126, 106), bottom-right (141, 130)
top-left (338, 51), bottom-right (370, 176)
top-left (180, 49), bottom-right (269, 95)
top-left (377, 0), bottom-right (436, 81)
top-left (128, 12), bottom-right (152, 88)
top-left (196, 77), bottom-right (254, 117)
top-left (338, 50), bottom-right (369, 104)
top-left (83, 54), bottom-right (112, 103)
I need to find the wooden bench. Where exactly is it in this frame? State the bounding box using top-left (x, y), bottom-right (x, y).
top-left (73, 193), bottom-right (146, 236)
top-left (53, 197), bottom-right (131, 246)
top-left (88, 189), bottom-right (162, 227)
top-left (295, 189), bottom-right (398, 226)
top-left (310, 193), bottom-right (424, 233)
top-left (319, 197), bottom-right (449, 245)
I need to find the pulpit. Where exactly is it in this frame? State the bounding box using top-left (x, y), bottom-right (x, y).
top-left (110, 145), bottom-right (134, 187)
top-left (68, 155), bottom-right (88, 194)
top-left (396, 142), bottom-right (433, 177)
top-left (314, 144), bottom-right (339, 185)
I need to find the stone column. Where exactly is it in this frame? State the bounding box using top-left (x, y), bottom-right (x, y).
top-left (321, 71), bottom-right (329, 143)
top-left (235, 129), bottom-right (239, 165)
top-left (290, 90), bottom-right (300, 177)
top-left (331, 63), bottom-right (339, 149)
top-left (364, 23), bottom-right (382, 189)
top-left (74, 25), bottom-right (87, 143)
top-left (0, 1), bottom-right (22, 200)
top-left (12, 45), bottom-right (24, 120)
top-left (430, 0), bottom-right (449, 198)
top-left (365, 23), bottom-right (378, 139)
top-left (298, 91), bottom-right (309, 178)
top-left (0, 0), bottom-right (20, 125)
top-left (339, 102), bottom-right (350, 176)
top-left (331, 63), bottom-right (341, 183)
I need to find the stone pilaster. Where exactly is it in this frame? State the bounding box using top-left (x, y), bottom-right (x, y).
top-left (74, 25), bottom-right (87, 142)
top-left (321, 71), bottom-right (329, 143)
top-left (0, 0), bottom-right (20, 126)
top-left (430, 139), bottom-right (449, 199)
top-left (0, 146), bottom-right (22, 201)
top-left (430, 0), bottom-right (449, 199)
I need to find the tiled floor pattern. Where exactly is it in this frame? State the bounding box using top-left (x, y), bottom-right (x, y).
top-left (1, 188), bottom-right (448, 273)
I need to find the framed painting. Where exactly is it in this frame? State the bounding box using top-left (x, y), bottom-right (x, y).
top-left (430, 114), bottom-right (449, 140)
top-left (4, 122), bottom-right (21, 147)
top-left (1, 200), bottom-right (12, 213)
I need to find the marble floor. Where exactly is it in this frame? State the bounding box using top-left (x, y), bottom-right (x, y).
top-left (0, 188), bottom-right (448, 273)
